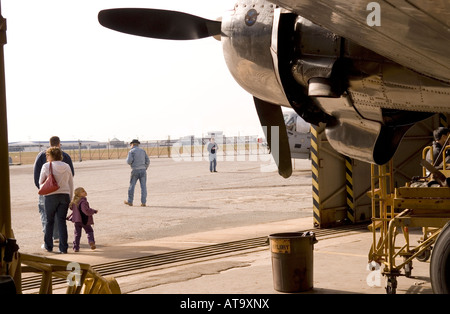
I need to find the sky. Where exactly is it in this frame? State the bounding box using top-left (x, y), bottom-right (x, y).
top-left (2, 0), bottom-right (266, 143)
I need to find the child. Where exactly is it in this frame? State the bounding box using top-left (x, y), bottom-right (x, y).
top-left (68, 187), bottom-right (98, 252)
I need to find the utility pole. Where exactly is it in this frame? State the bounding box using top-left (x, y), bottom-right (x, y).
top-left (0, 1), bottom-right (20, 294)
top-left (0, 0), bottom-right (12, 239)
top-left (78, 139), bottom-right (82, 162)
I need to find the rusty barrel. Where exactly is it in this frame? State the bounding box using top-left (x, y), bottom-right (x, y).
top-left (269, 232), bottom-right (317, 292)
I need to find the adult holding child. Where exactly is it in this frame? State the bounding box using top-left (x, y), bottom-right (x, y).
top-left (38, 147), bottom-right (73, 254)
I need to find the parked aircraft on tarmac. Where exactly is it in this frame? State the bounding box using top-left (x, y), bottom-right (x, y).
top-left (283, 110), bottom-right (311, 159)
top-left (97, 0), bottom-right (450, 294)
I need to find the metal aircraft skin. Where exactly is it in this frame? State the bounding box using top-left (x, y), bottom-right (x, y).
top-left (284, 110), bottom-right (311, 159)
top-left (97, 0), bottom-right (450, 178)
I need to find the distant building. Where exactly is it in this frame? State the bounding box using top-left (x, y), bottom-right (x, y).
top-left (179, 135), bottom-right (201, 146)
top-left (206, 131), bottom-right (223, 138)
top-left (8, 141), bottom-right (48, 152)
top-left (8, 140), bottom-right (103, 152)
top-left (205, 131), bottom-right (225, 144)
top-left (109, 138), bottom-right (126, 148)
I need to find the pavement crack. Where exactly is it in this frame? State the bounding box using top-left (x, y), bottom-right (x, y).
top-left (122, 261), bottom-right (251, 294)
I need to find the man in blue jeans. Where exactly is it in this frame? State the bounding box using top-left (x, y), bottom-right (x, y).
top-left (124, 139), bottom-right (150, 207)
top-left (207, 138), bottom-right (219, 172)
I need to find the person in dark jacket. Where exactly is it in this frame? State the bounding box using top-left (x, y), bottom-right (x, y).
top-left (425, 127), bottom-right (450, 169)
top-left (33, 136), bottom-right (74, 245)
top-left (68, 187), bottom-right (98, 252)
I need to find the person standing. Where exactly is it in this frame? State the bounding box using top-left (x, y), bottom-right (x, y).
top-left (207, 138), bottom-right (219, 172)
top-left (33, 136), bottom-right (74, 245)
top-left (124, 139), bottom-right (150, 207)
top-left (68, 187), bottom-right (98, 252)
top-left (38, 147), bottom-right (74, 253)
top-left (425, 127), bottom-right (450, 168)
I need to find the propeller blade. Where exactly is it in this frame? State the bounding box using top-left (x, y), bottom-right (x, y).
top-left (254, 97), bottom-right (293, 178)
top-left (98, 8), bottom-right (221, 40)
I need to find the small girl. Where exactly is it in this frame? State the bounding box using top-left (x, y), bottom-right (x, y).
top-left (68, 187), bottom-right (98, 252)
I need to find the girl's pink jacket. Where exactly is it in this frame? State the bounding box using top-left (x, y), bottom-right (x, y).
top-left (68, 197), bottom-right (97, 225)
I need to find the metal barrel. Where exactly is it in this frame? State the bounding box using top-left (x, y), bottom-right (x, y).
top-left (269, 232), bottom-right (318, 293)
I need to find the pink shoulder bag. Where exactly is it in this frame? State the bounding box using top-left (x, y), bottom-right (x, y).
top-left (38, 162), bottom-right (60, 195)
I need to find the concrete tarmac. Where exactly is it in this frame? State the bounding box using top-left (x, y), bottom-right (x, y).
top-left (101, 217), bottom-right (433, 295)
top-left (8, 156), bottom-right (434, 295)
top-left (10, 156), bottom-right (312, 254)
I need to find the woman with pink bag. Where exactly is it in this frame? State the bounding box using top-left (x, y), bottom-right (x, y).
top-left (38, 147), bottom-right (73, 254)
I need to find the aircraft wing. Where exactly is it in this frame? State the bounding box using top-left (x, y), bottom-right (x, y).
top-left (271, 0), bottom-right (450, 83)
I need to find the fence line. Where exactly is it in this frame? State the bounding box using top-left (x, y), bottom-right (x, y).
top-left (8, 136), bottom-right (269, 165)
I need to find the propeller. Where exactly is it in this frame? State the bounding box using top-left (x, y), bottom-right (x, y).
top-left (98, 8), bottom-right (292, 178)
top-left (98, 8), bottom-right (221, 40)
top-left (254, 97), bottom-right (293, 178)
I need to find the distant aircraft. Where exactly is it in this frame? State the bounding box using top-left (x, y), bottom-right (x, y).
top-left (283, 110), bottom-right (311, 159)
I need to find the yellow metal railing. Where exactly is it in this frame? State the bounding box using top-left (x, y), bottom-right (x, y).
top-left (368, 160), bottom-right (395, 265)
top-left (19, 253), bottom-right (121, 294)
top-left (422, 144), bottom-right (450, 177)
top-left (368, 156), bottom-right (450, 293)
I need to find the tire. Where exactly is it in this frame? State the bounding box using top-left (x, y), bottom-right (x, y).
top-left (416, 248), bottom-right (431, 262)
top-left (430, 222), bottom-right (450, 294)
top-left (386, 276), bottom-right (397, 294)
top-left (404, 260), bottom-right (412, 278)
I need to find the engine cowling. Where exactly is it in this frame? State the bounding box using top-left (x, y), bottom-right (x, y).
top-left (221, 2), bottom-right (290, 108)
top-left (220, 0), bottom-right (435, 165)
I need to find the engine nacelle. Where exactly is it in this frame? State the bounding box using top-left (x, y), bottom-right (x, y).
top-left (220, 0), bottom-right (436, 165)
top-left (221, 1), bottom-right (290, 108)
